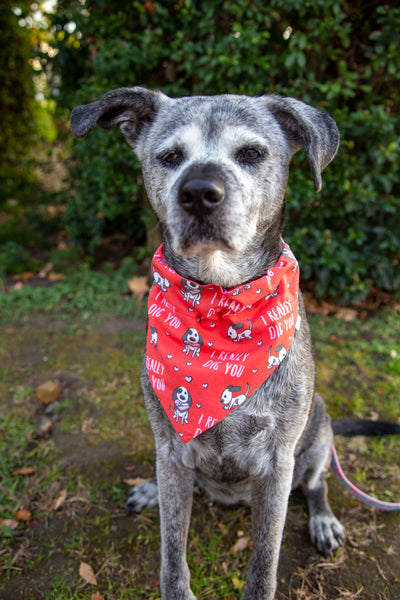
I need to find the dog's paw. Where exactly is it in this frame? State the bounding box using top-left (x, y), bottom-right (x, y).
top-left (309, 513), bottom-right (346, 556)
top-left (126, 477), bottom-right (159, 513)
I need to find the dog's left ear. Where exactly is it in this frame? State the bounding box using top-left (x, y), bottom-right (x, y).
top-left (70, 86), bottom-right (166, 147)
top-left (265, 96), bottom-right (340, 192)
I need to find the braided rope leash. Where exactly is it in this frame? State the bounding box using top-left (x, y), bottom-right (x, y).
top-left (331, 443), bottom-right (400, 511)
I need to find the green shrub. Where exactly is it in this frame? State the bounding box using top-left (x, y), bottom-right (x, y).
top-left (0, 1), bottom-right (39, 203)
top-left (50, 0), bottom-right (400, 302)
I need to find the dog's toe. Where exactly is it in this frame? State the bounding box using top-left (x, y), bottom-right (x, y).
top-left (309, 513), bottom-right (346, 556)
top-left (126, 477), bottom-right (159, 513)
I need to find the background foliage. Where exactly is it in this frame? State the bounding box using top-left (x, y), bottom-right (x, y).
top-left (0, 0), bottom-right (38, 199)
top-left (14, 0), bottom-right (400, 302)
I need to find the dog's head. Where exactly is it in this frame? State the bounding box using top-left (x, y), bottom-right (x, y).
top-left (71, 87), bottom-right (339, 285)
top-left (172, 386), bottom-right (192, 409)
top-left (182, 328), bottom-right (203, 346)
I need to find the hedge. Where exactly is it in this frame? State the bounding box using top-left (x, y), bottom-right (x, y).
top-left (1, 1), bottom-right (38, 201)
top-left (50, 0), bottom-right (400, 303)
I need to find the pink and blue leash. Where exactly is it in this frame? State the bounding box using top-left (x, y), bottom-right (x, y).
top-left (331, 443), bottom-right (400, 511)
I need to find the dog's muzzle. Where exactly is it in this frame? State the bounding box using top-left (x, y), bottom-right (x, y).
top-left (178, 168), bottom-right (225, 218)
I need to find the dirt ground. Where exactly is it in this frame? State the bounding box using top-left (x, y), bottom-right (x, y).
top-left (0, 315), bottom-right (399, 600)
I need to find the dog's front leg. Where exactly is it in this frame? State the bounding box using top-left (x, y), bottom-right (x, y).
top-left (156, 449), bottom-right (197, 600)
top-left (242, 455), bottom-right (295, 600)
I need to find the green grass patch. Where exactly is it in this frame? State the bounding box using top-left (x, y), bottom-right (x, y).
top-left (310, 310), bottom-right (400, 422)
top-left (0, 258), bottom-right (147, 323)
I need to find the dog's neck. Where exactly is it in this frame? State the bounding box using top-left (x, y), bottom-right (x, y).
top-left (162, 234), bottom-right (283, 289)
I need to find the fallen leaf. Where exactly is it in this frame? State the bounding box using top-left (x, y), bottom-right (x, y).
top-left (13, 509), bottom-right (32, 521)
top-left (231, 575), bottom-right (245, 590)
top-left (123, 477), bottom-right (148, 486)
top-left (231, 536), bottom-right (252, 553)
top-left (54, 489), bottom-right (68, 510)
top-left (27, 519), bottom-right (38, 526)
top-left (48, 272), bottom-right (66, 281)
top-left (36, 380), bottom-right (62, 404)
top-left (12, 467), bottom-right (35, 476)
top-left (0, 519), bottom-right (19, 530)
top-left (128, 276), bottom-right (149, 299)
top-left (13, 271), bottom-right (35, 282)
top-left (91, 593), bottom-right (104, 600)
top-left (335, 307), bottom-right (358, 322)
top-left (79, 561), bottom-right (98, 586)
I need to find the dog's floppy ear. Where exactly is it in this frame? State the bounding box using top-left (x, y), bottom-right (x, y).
top-left (70, 86), bottom-right (166, 147)
top-left (265, 96), bottom-right (340, 192)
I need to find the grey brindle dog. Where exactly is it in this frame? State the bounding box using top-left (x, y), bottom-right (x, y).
top-left (71, 88), bottom-right (346, 600)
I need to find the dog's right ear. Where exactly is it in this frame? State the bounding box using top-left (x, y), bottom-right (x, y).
top-left (70, 86), bottom-right (166, 147)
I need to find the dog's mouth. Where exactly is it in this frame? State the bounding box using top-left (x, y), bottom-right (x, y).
top-left (178, 230), bottom-right (235, 257)
top-left (171, 210), bottom-right (237, 256)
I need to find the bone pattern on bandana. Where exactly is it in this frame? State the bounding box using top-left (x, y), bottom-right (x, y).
top-left (146, 243), bottom-right (300, 443)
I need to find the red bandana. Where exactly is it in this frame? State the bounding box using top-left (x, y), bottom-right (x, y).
top-left (146, 243), bottom-right (300, 443)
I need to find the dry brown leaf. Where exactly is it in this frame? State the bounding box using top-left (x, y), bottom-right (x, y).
top-left (0, 518), bottom-right (19, 530)
top-left (13, 509), bottom-right (32, 521)
top-left (13, 271), bottom-right (35, 282)
top-left (231, 535), bottom-right (252, 553)
top-left (335, 307), bottom-right (358, 322)
top-left (12, 467), bottom-right (35, 476)
top-left (54, 489), bottom-right (68, 511)
top-left (36, 380), bottom-right (62, 404)
top-left (48, 272), bottom-right (66, 281)
top-left (128, 276), bottom-right (149, 299)
top-left (123, 477), bottom-right (148, 486)
top-left (79, 561), bottom-right (98, 586)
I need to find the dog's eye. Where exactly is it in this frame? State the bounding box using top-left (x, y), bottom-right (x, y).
top-left (237, 147), bottom-right (263, 162)
top-left (161, 151), bottom-right (182, 165)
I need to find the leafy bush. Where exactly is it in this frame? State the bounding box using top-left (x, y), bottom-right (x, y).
top-left (50, 0), bottom-right (400, 302)
top-left (0, 1), bottom-right (38, 202)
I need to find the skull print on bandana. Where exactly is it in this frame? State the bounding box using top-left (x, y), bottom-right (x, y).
top-left (146, 242), bottom-right (300, 443)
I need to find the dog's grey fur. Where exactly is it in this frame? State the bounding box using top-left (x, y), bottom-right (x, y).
top-left (71, 87), bottom-right (345, 600)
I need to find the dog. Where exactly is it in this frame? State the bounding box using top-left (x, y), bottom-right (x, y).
top-left (220, 383), bottom-right (250, 411)
top-left (267, 344), bottom-right (288, 369)
top-left (182, 327), bottom-right (204, 357)
top-left (170, 385), bottom-right (193, 425)
top-left (180, 278), bottom-right (204, 305)
top-left (227, 320), bottom-right (253, 342)
top-left (153, 268), bottom-right (171, 292)
top-left (71, 87), bottom-right (346, 600)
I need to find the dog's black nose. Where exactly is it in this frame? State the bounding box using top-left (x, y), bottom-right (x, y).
top-left (179, 176), bottom-right (225, 216)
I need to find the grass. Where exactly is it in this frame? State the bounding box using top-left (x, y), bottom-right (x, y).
top-left (0, 267), bottom-right (399, 598)
top-left (0, 258), bottom-right (147, 323)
